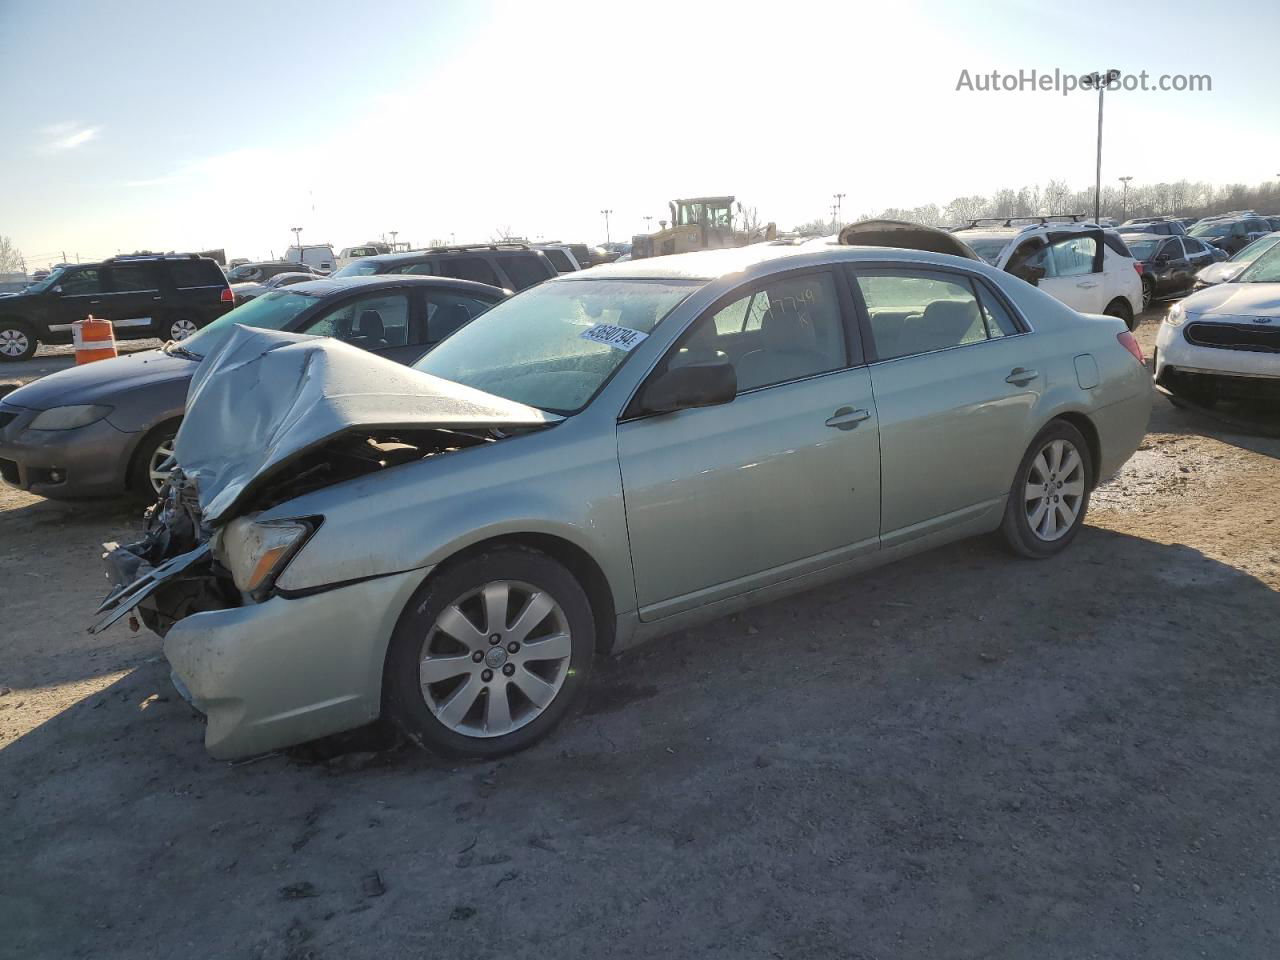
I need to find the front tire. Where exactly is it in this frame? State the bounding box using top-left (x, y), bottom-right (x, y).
top-left (0, 319), bottom-right (38, 362)
top-left (127, 422), bottom-right (180, 500)
top-left (383, 545), bottom-right (595, 759)
top-left (1000, 421), bottom-right (1093, 559)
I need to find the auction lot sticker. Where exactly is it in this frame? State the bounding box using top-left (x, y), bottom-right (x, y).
top-left (580, 323), bottom-right (648, 351)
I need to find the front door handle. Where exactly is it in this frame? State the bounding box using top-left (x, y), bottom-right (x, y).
top-left (1076, 281), bottom-right (1098, 288)
top-left (1006, 367), bottom-right (1039, 385)
top-left (825, 407), bottom-right (872, 430)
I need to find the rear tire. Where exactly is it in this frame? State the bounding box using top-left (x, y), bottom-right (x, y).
top-left (0, 319), bottom-right (38, 362)
top-left (1104, 297), bottom-right (1135, 331)
top-left (384, 545), bottom-right (595, 759)
top-left (1141, 278), bottom-right (1153, 310)
top-left (1000, 420), bottom-right (1093, 559)
top-left (165, 317), bottom-right (198, 342)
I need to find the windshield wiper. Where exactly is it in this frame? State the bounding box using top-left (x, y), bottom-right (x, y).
top-left (163, 342), bottom-right (202, 361)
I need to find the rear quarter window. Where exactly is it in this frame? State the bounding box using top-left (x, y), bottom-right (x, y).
top-left (169, 260), bottom-right (227, 288)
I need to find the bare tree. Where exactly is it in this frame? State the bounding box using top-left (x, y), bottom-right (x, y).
top-left (489, 225), bottom-right (515, 243)
top-left (0, 236), bottom-right (24, 275)
top-left (944, 195), bottom-right (987, 225)
top-left (737, 205), bottom-right (763, 240)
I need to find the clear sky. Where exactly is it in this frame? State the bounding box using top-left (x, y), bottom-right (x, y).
top-left (2, 0), bottom-right (1277, 267)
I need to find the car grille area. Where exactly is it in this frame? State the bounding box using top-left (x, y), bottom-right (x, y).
top-left (1185, 321), bottom-right (1280, 354)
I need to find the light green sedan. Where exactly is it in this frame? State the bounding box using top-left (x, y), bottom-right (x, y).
top-left (96, 241), bottom-right (1152, 760)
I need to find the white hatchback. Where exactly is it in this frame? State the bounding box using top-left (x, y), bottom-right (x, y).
top-left (953, 219), bottom-right (1144, 328)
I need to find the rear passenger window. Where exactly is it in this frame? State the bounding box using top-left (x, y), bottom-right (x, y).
top-left (108, 265), bottom-right (158, 291)
top-left (495, 254), bottom-right (551, 290)
top-left (169, 260), bottom-right (224, 288)
top-left (436, 257), bottom-right (501, 287)
top-left (856, 271), bottom-right (1005, 360)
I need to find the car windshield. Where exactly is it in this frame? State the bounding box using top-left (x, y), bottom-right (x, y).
top-left (1231, 234), bottom-right (1279, 263)
top-left (413, 279), bottom-right (699, 414)
top-left (177, 290), bottom-right (320, 359)
top-left (961, 237), bottom-right (1010, 266)
top-left (25, 267), bottom-right (66, 293)
top-left (1190, 223), bottom-right (1230, 238)
top-left (331, 259), bottom-right (387, 278)
top-left (1233, 246), bottom-right (1280, 283)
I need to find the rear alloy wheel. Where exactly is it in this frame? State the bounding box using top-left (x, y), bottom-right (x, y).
top-left (385, 546), bottom-right (594, 758)
top-left (167, 317), bottom-right (198, 341)
top-left (1000, 421), bottom-right (1092, 558)
top-left (0, 320), bottom-right (37, 362)
top-left (1141, 277), bottom-right (1153, 310)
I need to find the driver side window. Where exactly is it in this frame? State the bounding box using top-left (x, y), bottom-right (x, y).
top-left (665, 272), bottom-right (847, 392)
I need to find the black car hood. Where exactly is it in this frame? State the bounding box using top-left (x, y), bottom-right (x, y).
top-left (1, 349), bottom-right (194, 411)
top-left (177, 325), bottom-right (561, 524)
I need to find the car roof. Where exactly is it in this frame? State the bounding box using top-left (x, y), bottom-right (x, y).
top-left (559, 242), bottom-right (996, 283)
top-left (357, 246), bottom-right (541, 266)
top-left (281, 274), bottom-right (509, 297)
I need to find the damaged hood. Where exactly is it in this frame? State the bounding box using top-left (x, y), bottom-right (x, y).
top-left (178, 325), bottom-right (561, 524)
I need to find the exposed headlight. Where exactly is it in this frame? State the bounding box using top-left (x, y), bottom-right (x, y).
top-left (28, 404), bottom-right (113, 430)
top-left (218, 516), bottom-right (316, 597)
top-left (1164, 303), bottom-right (1187, 327)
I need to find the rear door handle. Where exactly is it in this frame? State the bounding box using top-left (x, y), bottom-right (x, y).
top-left (1076, 281), bottom-right (1098, 288)
top-left (825, 407), bottom-right (872, 430)
top-left (1005, 367), bottom-right (1039, 385)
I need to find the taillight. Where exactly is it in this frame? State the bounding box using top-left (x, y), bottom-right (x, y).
top-left (1132, 261), bottom-right (1144, 275)
top-left (1117, 330), bottom-right (1144, 365)
top-left (220, 287), bottom-right (234, 303)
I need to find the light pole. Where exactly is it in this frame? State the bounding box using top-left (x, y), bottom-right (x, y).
top-left (600, 209), bottom-right (613, 245)
top-left (1088, 68), bottom-right (1120, 224)
top-left (643, 215), bottom-right (653, 234)
top-left (389, 230), bottom-right (398, 250)
top-left (290, 226), bottom-right (302, 260)
top-left (1118, 176), bottom-right (1133, 222)
top-left (832, 192), bottom-right (846, 231)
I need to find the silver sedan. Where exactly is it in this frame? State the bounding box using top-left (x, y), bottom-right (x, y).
top-left (96, 242), bottom-right (1152, 760)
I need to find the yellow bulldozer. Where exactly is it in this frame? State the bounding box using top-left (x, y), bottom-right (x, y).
top-left (631, 196), bottom-right (776, 259)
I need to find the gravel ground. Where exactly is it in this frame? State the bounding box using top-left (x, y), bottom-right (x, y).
top-left (2, 309), bottom-right (1279, 959)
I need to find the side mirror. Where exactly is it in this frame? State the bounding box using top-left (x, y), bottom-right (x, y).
top-left (51, 285), bottom-right (63, 294)
top-left (636, 361), bottom-right (737, 416)
top-left (1011, 264), bottom-right (1045, 286)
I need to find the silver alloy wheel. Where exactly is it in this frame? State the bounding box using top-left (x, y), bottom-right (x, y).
top-left (148, 437), bottom-right (177, 494)
top-left (169, 318), bottom-right (197, 341)
top-left (0, 328), bottom-right (30, 358)
top-left (1024, 438), bottom-right (1086, 542)
top-left (1142, 279), bottom-right (1153, 309)
top-left (419, 579), bottom-right (572, 738)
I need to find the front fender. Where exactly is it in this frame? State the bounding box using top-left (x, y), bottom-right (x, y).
top-left (261, 421), bottom-right (638, 618)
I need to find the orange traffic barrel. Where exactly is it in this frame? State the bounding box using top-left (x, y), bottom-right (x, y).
top-left (73, 315), bottom-right (117, 365)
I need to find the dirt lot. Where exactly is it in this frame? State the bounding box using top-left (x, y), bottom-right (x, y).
top-left (2, 310), bottom-right (1278, 959)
